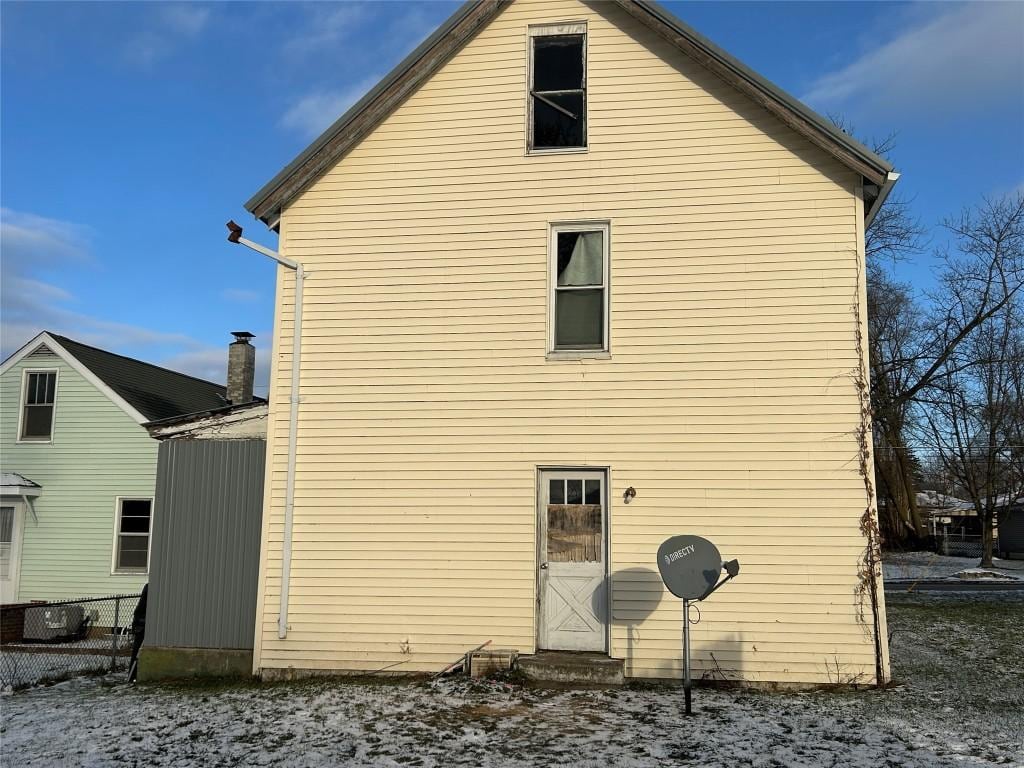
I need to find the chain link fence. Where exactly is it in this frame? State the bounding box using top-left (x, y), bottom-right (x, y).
top-left (0, 593), bottom-right (142, 691)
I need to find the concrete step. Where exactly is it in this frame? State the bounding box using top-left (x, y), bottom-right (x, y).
top-left (516, 651), bottom-right (624, 687)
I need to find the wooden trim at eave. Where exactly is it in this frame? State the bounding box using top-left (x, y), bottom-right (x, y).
top-left (608, 0), bottom-right (888, 188)
top-left (252, 0), bottom-right (511, 224)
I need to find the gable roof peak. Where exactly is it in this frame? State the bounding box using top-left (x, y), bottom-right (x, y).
top-left (1, 330), bottom-right (234, 424)
top-left (244, 0), bottom-right (896, 229)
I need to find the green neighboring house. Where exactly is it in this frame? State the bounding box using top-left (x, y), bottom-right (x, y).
top-left (0, 332), bottom-right (229, 603)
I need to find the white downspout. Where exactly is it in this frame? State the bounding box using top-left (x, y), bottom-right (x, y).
top-left (227, 221), bottom-right (302, 639)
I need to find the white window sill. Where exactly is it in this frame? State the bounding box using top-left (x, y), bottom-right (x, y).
top-left (546, 350), bottom-right (611, 362)
top-left (16, 438), bottom-right (53, 445)
top-left (111, 570), bottom-right (149, 577)
top-left (527, 147), bottom-right (588, 157)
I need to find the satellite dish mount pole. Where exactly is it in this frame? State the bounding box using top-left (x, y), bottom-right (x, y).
top-left (682, 597), bottom-right (692, 716)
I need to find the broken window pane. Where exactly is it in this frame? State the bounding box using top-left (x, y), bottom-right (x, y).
top-left (531, 34), bottom-right (586, 150)
top-left (534, 35), bottom-right (583, 91)
top-left (557, 231), bottom-right (603, 286)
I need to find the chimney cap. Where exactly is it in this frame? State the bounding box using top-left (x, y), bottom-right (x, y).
top-left (231, 331), bottom-right (255, 343)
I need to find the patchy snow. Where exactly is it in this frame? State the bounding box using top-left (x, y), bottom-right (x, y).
top-left (953, 569), bottom-right (1020, 582)
top-left (0, 650), bottom-right (118, 691)
top-left (884, 551), bottom-right (1024, 582)
top-left (2, 594), bottom-right (1021, 767)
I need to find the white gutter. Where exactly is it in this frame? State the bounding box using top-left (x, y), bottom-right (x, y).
top-left (227, 221), bottom-right (303, 640)
top-left (864, 171), bottom-right (901, 229)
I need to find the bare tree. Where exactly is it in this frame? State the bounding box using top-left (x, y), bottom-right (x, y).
top-left (920, 303), bottom-right (1024, 566)
top-left (916, 195), bottom-right (1024, 563)
top-left (870, 194), bottom-right (1024, 545)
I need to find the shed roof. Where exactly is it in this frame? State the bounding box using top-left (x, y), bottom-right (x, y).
top-left (0, 473), bottom-right (40, 489)
top-left (245, 0), bottom-right (896, 228)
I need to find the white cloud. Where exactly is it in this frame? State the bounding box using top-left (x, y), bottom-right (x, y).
top-left (281, 76), bottom-right (381, 139)
top-left (282, 3), bottom-right (369, 58)
top-left (124, 4), bottom-right (210, 67)
top-left (802, 2), bottom-right (1024, 117)
top-left (0, 208), bottom-right (270, 393)
top-left (1, 208), bottom-right (91, 269)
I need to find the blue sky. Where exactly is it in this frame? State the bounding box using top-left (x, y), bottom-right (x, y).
top-left (3, 1), bottom-right (1022, 394)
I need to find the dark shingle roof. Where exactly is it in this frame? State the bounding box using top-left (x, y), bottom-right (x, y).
top-left (51, 334), bottom-right (230, 421)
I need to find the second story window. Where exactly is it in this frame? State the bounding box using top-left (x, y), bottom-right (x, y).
top-left (20, 370), bottom-right (57, 441)
top-left (529, 24), bottom-right (587, 151)
top-left (550, 222), bottom-right (609, 353)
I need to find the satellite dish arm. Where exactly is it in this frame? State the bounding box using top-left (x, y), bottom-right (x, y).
top-left (698, 560), bottom-right (740, 600)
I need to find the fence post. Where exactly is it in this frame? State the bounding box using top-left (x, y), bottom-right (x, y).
top-left (110, 597), bottom-right (121, 672)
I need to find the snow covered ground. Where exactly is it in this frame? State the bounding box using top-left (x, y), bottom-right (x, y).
top-left (2, 593), bottom-right (1022, 767)
top-left (0, 650), bottom-right (118, 691)
top-left (883, 551), bottom-right (1024, 582)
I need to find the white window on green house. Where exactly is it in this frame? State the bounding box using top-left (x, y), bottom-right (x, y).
top-left (20, 370), bottom-right (57, 441)
top-left (114, 498), bottom-right (152, 573)
top-left (550, 223), bottom-right (609, 352)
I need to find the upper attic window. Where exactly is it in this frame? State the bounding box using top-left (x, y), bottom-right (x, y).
top-left (20, 370), bottom-right (57, 442)
top-left (528, 23), bottom-right (587, 152)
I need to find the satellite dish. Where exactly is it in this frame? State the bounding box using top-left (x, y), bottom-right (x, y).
top-left (656, 535), bottom-right (722, 600)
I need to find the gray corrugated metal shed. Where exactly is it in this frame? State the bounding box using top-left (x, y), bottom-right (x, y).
top-left (147, 439), bottom-right (265, 650)
top-left (244, 0), bottom-right (896, 227)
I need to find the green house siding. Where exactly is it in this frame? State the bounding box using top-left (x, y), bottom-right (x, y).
top-left (1, 348), bottom-right (156, 600)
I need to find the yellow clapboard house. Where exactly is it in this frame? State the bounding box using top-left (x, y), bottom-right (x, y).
top-left (241, 0), bottom-right (896, 686)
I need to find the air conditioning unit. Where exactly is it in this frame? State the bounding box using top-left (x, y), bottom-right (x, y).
top-left (22, 605), bottom-right (89, 643)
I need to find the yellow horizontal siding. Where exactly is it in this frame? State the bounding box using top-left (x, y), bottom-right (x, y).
top-left (252, 0), bottom-right (886, 685)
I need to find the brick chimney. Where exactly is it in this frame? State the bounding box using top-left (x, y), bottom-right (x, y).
top-left (227, 331), bottom-right (256, 404)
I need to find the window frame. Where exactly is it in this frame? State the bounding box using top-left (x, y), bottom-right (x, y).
top-left (526, 21), bottom-right (588, 155)
top-left (110, 496), bottom-right (154, 576)
top-left (16, 368), bottom-right (59, 444)
top-left (547, 220), bottom-right (611, 358)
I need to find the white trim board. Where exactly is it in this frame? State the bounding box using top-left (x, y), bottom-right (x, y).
top-left (0, 332), bottom-right (148, 425)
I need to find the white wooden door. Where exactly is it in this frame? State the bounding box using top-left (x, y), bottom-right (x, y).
top-left (539, 471), bottom-right (607, 651)
top-left (0, 504), bottom-right (24, 604)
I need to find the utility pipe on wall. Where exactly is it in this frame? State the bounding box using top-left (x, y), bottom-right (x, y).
top-left (227, 220), bottom-right (302, 640)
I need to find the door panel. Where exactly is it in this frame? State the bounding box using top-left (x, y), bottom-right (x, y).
top-left (0, 505), bottom-right (23, 604)
top-left (539, 471), bottom-right (607, 651)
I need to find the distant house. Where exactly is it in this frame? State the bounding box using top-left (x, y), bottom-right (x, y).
top-left (998, 498), bottom-right (1024, 559)
top-left (239, 0), bottom-right (898, 686)
top-left (0, 331), bottom-right (253, 603)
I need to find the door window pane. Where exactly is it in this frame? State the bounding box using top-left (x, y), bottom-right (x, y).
top-left (549, 479), bottom-right (565, 504)
top-left (585, 479), bottom-right (601, 504)
top-left (547, 504), bottom-right (602, 562)
top-left (566, 479), bottom-right (583, 504)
